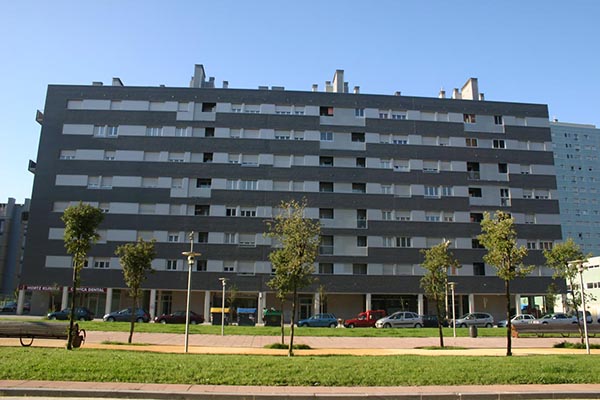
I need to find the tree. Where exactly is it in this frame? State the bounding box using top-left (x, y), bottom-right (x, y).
top-left (115, 238), bottom-right (156, 344)
top-left (420, 240), bottom-right (460, 348)
top-left (543, 238), bottom-right (588, 343)
top-left (266, 199), bottom-right (320, 356)
top-left (478, 211), bottom-right (530, 356)
top-left (227, 283), bottom-right (239, 324)
top-left (317, 284), bottom-right (327, 314)
top-left (267, 249), bottom-right (291, 345)
top-left (62, 202), bottom-right (104, 350)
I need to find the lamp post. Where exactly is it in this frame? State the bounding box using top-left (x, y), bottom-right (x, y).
top-left (219, 278), bottom-right (227, 336)
top-left (182, 231), bottom-right (201, 353)
top-left (570, 259), bottom-right (590, 355)
top-left (448, 282), bottom-right (457, 338)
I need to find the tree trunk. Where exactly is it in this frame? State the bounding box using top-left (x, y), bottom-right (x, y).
top-left (569, 277), bottom-right (584, 344)
top-left (66, 260), bottom-right (80, 350)
top-left (128, 295), bottom-right (137, 344)
top-left (280, 299), bottom-right (285, 345)
top-left (289, 287), bottom-right (297, 357)
top-left (436, 299), bottom-right (444, 348)
top-left (505, 279), bottom-right (512, 356)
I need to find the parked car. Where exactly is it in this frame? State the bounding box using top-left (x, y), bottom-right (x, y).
top-left (343, 310), bottom-right (386, 328)
top-left (375, 311), bottom-right (423, 328)
top-left (422, 314), bottom-right (449, 328)
top-left (154, 310), bottom-right (204, 324)
top-left (103, 308), bottom-right (150, 323)
top-left (1, 301), bottom-right (31, 313)
top-left (48, 307), bottom-right (94, 321)
top-left (497, 314), bottom-right (535, 328)
top-left (573, 310), bottom-right (593, 324)
top-left (451, 312), bottom-right (494, 328)
top-left (297, 313), bottom-right (338, 328)
top-left (532, 313), bottom-right (577, 325)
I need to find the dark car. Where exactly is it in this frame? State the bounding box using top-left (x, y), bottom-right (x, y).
top-left (422, 314), bottom-right (449, 328)
top-left (297, 313), bottom-right (338, 328)
top-left (1, 301), bottom-right (31, 313)
top-left (154, 310), bottom-right (204, 324)
top-left (103, 308), bottom-right (150, 323)
top-left (48, 307), bottom-right (94, 321)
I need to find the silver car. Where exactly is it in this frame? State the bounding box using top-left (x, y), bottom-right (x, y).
top-left (452, 312), bottom-right (494, 328)
top-left (532, 313), bottom-right (577, 325)
top-left (375, 311), bottom-right (423, 328)
top-left (497, 313), bottom-right (536, 328)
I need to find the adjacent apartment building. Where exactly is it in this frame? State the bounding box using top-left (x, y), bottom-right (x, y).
top-left (0, 198), bottom-right (30, 299)
top-left (20, 65), bottom-right (563, 322)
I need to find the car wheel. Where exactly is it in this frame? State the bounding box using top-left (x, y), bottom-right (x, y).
top-left (542, 321), bottom-right (548, 324)
top-left (384, 323), bottom-right (392, 329)
top-left (329, 322), bottom-right (337, 328)
top-left (347, 323), bottom-right (355, 328)
top-left (136, 317), bottom-right (144, 323)
top-left (159, 319), bottom-right (167, 324)
top-left (414, 323), bottom-right (422, 328)
top-left (485, 323), bottom-right (493, 328)
top-left (107, 317), bottom-right (115, 322)
top-left (78, 316), bottom-right (86, 321)
top-left (50, 316), bottom-right (57, 320)
top-left (191, 320), bottom-right (198, 325)
top-left (460, 323), bottom-right (467, 328)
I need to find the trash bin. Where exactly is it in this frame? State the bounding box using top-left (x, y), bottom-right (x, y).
top-left (469, 325), bottom-right (478, 338)
top-left (237, 308), bottom-right (257, 326)
top-left (263, 309), bottom-right (282, 326)
top-left (210, 307), bottom-right (230, 326)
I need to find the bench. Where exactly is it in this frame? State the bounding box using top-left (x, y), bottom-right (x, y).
top-left (511, 323), bottom-right (600, 338)
top-left (0, 321), bottom-right (86, 347)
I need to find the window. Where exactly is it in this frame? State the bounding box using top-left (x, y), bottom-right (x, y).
top-left (466, 138), bottom-right (478, 147)
top-left (442, 186), bottom-right (453, 196)
top-left (468, 187), bottom-right (482, 197)
top-left (196, 260), bottom-right (207, 272)
top-left (319, 156), bottom-right (334, 166)
top-left (471, 239), bottom-right (484, 249)
top-left (60, 150), bottom-right (76, 160)
top-left (197, 232), bottom-right (208, 243)
top-left (240, 180), bottom-right (258, 190)
top-left (320, 235), bottom-right (334, 255)
top-left (467, 162), bottom-right (480, 180)
top-left (351, 132), bottom-right (365, 142)
top-left (203, 153), bottom-right (213, 163)
top-left (391, 112), bottom-right (407, 120)
top-left (425, 214), bottom-right (441, 222)
top-left (175, 127), bottom-right (190, 137)
top-left (353, 263), bottom-right (367, 275)
top-left (226, 207), bottom-right (237, 217)
top-left (498, 163), bottom-right (508, 173)
top-left (380, 159), bottom-right (391, 169)
top-left (239, 233), bottom-right (256, 247)
top-left (540, 241), bottom-right (553, 250)
top-left (381, 184), bottom-right (392, 194)
top-left (204, 127), bottom-right (215, 137)
top-left (357, 236), bottom-right (367, 247)
top-left (526, 241), bottom-right (537, 250)
top-left (146, 127), bottom-right (162, 137)
top-left (473, 262), bottom-right (485, 276)
top-left (352, 183), bottom-right (366, 193)
top-left (224, 233), bottom-right (237, 244)
top-left (357, 209), bottom-right (367, 228)
top-left (379, 111), bottom-right (389, 119)
top-left (196, 178), bottom-right (211, 188)
top-left (493, 139), bottom-right (506, 149)
top-left (194, 205), bottom-right (209, 216)
top-left (382, 210), bottom-right (392, 220)
top-left (355, 108), bottom-right (364, 117)
top-left (319, 182), bottom-right (333, 192)
top-left (319, 263), bottom-right (333, 274)
top-left (99, 203), bottom-right (109, 213)
top-left (168, 153), bottom-right (184, 163)
top-left (463, 114), bottom-right (476, 123)
top-left (356, 157), bottom-right (366, 168)
top-left (94, 259), bottom-right (110, 269)
top-left (424, 186), bottom-right (439, 198)
top-left (320, 131), bottom-right (333, 141)
top-left (319, 106), bottom-right (334, 116)
top-left (202, 102), bottom-right (216, 112)
top-left (494, 115), bottom-right (504, 125)
top-left (500, 188), bottom-right (510, 206)
top-left (168, 232), bottom-right (179, 242)
top-left (319, 208), bottom-right (334, 219)
top-left (396, 211), bottom-right (410, 221)
top-left (240, 207), bottom-right (256, 217)
top-left (470, 213), bottom-right (484, 223)
top-left (104, 151), bottom-right (116, 161)
top-left (522, 189), bottom-right (533, 199)
top-left (525, 214), bottom-right (535, 224)
top-left (166, 260), bottom-right (178, 271)
top-left (392, 136), bottom-right (408, 145)
top-left (397, 237), bottom-right (411, 248)
top-left (223, 263), bottom-right (235, 272)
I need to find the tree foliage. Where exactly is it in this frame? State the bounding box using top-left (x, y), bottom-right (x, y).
top-left (420, 240), bottom-right (460, 348)
top-left (478, 211), bottom-right (530, 356)
top-left (266, 199), bottom-right (320, 356)
top-left (62, 202), bottom-right (104, 349)
top-left (115, 238), bottom-right (156, 343)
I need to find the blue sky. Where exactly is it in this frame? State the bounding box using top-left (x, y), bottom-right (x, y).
top-left (1, 1), bottom-right (599, 203)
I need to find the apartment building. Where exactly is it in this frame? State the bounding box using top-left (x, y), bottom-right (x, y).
top-left (0, 198), bottom-right (30, 299)
top-left (19, 65), bottom-right (563, 322)
top-left (550, 121), bottom-right (600, 256)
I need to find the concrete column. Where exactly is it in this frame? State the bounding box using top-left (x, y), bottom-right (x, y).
top-left (417, 294), bottom-right (424, 315)
top-left (16, 289), bottom-right (26, 315)
top-left (61, 286), bottom-right (69, 310)
top-left (314, 292), bottom-right (320, 315)
top-left (149, 289), bottom-right (157, 320)
top-left (204, 291), bottom-right (211, 323)
top-left (257, 291), bottom-right (266, 325)
top-left (365, 293), bottom-right (372, 311)
top-left (104, 288), bottom-right (113, 315)
top-left (468, 293), bottom-right (475, 313)
top-left (515, 294), bottom-right (521, 315)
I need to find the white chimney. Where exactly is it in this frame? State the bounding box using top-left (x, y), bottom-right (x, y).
top-left (460, 78), bottom-right (479, 100)
top-left (332, 70), bottom-right (344, 93)
top-left (452, 88), bottom-right (461, 99)
top-left (312, 84), bottom-right (318, 92)
top-left (353, 86), bottom-right (360, 94)
top-left (438, 88), bottom-right (446, 99)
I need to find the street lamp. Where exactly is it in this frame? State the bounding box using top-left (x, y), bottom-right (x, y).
top-left (569, 259), bottom-right (590, 355)
top-left (182, 231), bottom-right (201, 354)
top-left (219, 277), bottom-right (227, 336)
top-left (448, 282), bottom-right (457, 338)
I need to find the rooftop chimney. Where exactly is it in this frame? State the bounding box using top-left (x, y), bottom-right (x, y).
top-left (207, 77), bottom-right (215, 88)
top-left (223, 81), bottom-right (229, 89)
top-left (478, 93), bottom-right (485, 101)
top-left (112, 77), bottom-right (124, 87)
top-left (332, 70), bottom-right (344, 93)
top-left (190, 64), bottom-right (206, 88)
top-left (312, 84), bottom-right (318, 92)
top-left (353, 86), bottom-right (360, 94)
top-left (394, 91), bottom-right (401, 96)
top-left (460, 78), bottom-right (479, 100)
top-left (438, 88), bottom-right (446, 99)
top-left (452, 88), bottom-right (461, 99)
top-left (325, 81), bottom-right (333, 93)
top-left (343, 82), bottom-right (349, 93)
top-left (92, 81), bottom-right (103, 86)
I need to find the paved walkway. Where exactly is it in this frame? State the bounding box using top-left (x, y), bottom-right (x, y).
top-left (2, 331), bottom-right (600, 399)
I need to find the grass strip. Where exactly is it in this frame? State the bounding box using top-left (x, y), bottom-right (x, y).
top-left (1, 347), bottom-right (599, 386)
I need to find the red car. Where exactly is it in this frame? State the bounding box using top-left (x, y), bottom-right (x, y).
top-left (154, 310), bottom-right (205, 324)
top-left (344, 310), bottom-right (386, 328)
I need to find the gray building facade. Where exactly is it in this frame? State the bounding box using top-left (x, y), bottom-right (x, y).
top-left (20, 65), bottom-right (563, 322)
top-left (0, 198), bottom-right (30, 299)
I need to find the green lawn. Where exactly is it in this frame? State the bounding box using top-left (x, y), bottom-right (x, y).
top-left (0, 347), bottom-right (598, 386)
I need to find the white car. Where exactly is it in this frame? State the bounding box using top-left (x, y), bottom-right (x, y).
top-left (497, 314), bottom-right (535, 328)
top-left (375, 311), bottom-right (423, 328)
top-left (532, 313), bottom-right (577, 325)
